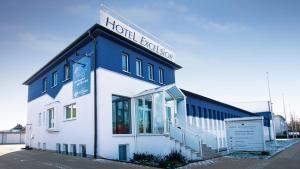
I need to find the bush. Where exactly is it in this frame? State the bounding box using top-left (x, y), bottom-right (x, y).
top-left (131, 150), bottom-right (187, 168)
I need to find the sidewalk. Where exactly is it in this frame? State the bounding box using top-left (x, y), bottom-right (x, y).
top-left (180, 140), bottom-right (300, 169)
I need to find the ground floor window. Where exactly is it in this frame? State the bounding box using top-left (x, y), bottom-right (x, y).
top-left (136, 95), bottom-right (152, 133)
top-left (136, 92), bottom-right (165, 134)
top-left (47, 108), bottom-right (54, 129)
top-left (112, 95), bottom-right (131, 134)
top-left (65, 103), bottom-right (76, 120)
top-left (79, 144), bottom-right (86, 157)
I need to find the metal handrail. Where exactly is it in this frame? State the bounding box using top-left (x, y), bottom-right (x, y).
top-left (169, 122), bottom-right (203, 158)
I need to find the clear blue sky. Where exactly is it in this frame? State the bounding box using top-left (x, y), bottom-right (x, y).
top-left (0, 0), bottom-right (299, 130)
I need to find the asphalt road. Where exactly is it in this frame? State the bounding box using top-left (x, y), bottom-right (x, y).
top-left (1, 142), bottom-right (300, 169)
top-left (0, 144), bottom-right (151, 169)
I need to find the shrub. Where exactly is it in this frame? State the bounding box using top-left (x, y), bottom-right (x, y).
top-left (131, 150), bottom-right (187, 168)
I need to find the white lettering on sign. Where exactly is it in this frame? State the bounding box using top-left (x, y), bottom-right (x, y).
top-left (100, 10), bottom-right (175, 62)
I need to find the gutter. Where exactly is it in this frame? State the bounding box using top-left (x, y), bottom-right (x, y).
top-left (88, 30), bottom-right (98, 159)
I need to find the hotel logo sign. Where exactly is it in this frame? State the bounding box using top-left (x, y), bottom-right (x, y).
top-left (100, 10), bottom-right (175, 62)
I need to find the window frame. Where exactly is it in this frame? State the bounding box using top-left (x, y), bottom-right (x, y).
top-left (158, 68), bottom-right (164, 84)
top-left (148, 64), bottom-right (154, 81)
top-left (52, 71), bottom-right (58, 87)
top-left (135, 58), bottom-right (143, 77)
top-left (112, 95), bottom-right (132, 135)
top-left (121, 53), bottom-right (130, 73)
top-left (64, 64), bottom-right (70, 81)
top-left (64, 103), bottom-right (77, 121)
top-left (42, 78), bottom-right (47, 93)
top-left (47, 108), bottom-right (55, 129)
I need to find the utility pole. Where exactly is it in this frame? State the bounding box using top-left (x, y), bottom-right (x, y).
top-left (266, 72), bottom-right (273, 112)
top-left (289, 104), bottom-right (294, 138)
top-left (282, 94), bottom-right (288, 138)
top-left (266, 72), bottom-right (275, 141)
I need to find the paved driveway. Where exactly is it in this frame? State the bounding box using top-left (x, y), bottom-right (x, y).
top-left (180, 140), bottom-right (300, 169)
top-left (0, 144), bottom-right (153, 169)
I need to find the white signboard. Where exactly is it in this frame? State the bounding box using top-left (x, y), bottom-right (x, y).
top-left (225, 117), bottom-right (266, 152)
top-left (100, 9), bottom-right (175, 62)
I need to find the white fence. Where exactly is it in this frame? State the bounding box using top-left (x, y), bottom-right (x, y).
top-left (0, 132), bottom-right (25, 144)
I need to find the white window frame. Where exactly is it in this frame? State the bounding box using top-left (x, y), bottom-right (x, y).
top-left (64, 64), bottom-right (70, 81)
top-left (64, 103), bottom-right (76, 121)
top-left (52, 71), bottom-right (58, 87)
top-left (136, 59), bottom-right (143, 77)
top-left (148, 64), bottom-right (154, 81)
top-left (42, 78), bottom-right (47, 93)
top-left (47, 108), bottom-right (55, 129)
top-left (158, 68), bottom-right (164, 84)
top-left (122, 53), bottom-right (129, 73)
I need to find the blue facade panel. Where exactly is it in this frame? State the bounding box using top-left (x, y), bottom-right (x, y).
top-left (96, 35), bottom-right (175, 86)
top-left (184, 91), bottom-right (254, 120)
top-left (27, 30), bottom-right (176, 102)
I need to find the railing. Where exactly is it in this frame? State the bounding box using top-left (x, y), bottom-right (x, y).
top-left (169, 124), bottom-right (203, 158)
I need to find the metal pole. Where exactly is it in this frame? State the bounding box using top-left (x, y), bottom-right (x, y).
top-left (289, 104), bottom-right (294, 138)
top-left (266, 72), bottom-right (272, 112)
top-left (282, 94), bottom-right (288, 138)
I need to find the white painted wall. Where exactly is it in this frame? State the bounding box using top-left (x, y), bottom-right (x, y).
top-left (97, 68), bottom-right (176, 159)
top-left (26, 75), bottom-right (94, 155)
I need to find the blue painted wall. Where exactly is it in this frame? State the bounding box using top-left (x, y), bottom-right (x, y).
top-left (27, 30), bottom-right (176, 102)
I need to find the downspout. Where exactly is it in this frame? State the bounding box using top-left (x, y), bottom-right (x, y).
top-left (89, 30), bottom-right (98, 159)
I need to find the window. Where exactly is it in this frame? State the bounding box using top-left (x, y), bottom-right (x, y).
top-left (64, 64), bottom-right (70, 80)
top-left (198, 107), bottom-right (202, 117)
top-left (56, 143), bottom-right (61, 154)
top-left (47, 108), bottom-right (54, 129)
top-left (112, 95), bottom-right (131, 134)
top-left (122, 53), bottom-right (129, 72)
top-left (136, 95), bottom-right (152, 134)
top-left (136, 59), bottom-right (143, 77)
top-left (148, 64), bottom-right (154, 81)
top-left (52, 71), bottom-right (58, 87)
top-left (62, 144), bottom-right (68, 155)
top-left (70, 144), bottom-right (77, 156)
top-left (158, 68), bottom-right (164, 84)
top-left (42, 78), bottom-right (47, 92)
top-left (79, 144), bottom-right (86, 157)
top-left (186, 104), bottom-right (190, 116)
top-left (192, 105), bottom-right (196, 117)
top-left (65, 103), bottom-right (76, 120)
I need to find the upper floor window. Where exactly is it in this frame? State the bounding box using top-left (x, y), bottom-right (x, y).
top-left (148, 64), bottom-right (154, 81)
top-left (64, 64), bottom-right (70, 80)
top-left (47, 108), bottom-right (54, 129)
top-left (112, 95), bottom-right (131, 134)
top-left (65, 103), bottom-right (76, 120)
top-left (136, 59), bottom-right (143, 77)
top-left (122, 53), bottom-right (129, 72)
top-left (158, 68), bottom-right (164, 84)
top-left (52, 71), bottom-right (58, 87)
top-left (42, 78), bottom-right (47, 92)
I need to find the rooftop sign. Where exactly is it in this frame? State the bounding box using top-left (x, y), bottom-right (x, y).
top-left (99, 7), bottom-right (175, 62)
